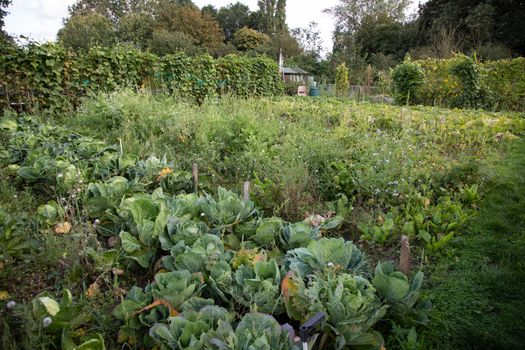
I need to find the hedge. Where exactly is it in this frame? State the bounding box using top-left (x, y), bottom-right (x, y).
top-left (0, 43), bottom-right (283, 115)
top-left (392, 55), bottom-right (525, 111)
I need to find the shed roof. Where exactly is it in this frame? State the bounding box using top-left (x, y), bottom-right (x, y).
top-left (282, 67), bottom-right (310, 75)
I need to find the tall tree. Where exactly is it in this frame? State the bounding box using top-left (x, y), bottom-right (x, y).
top-left (118, 12), bottom-right (154, 49)
top-left (327, 0), bottom-right (409, 35)
top-left (154, 1), bottom-right (223, 51)
top-left (216, 2), bottom-right (253, 42)
top-left (0, 0), bottom-right (11, 40)
top-left (57, 13), bottom-right (117, 51)
top-left (417, 0), bottom-right (525, 55)
top-left (0, 0), bottom-right (11, 30)
top-left (257, 0), bottom-right (287, 35)
top-left (67, 0), bottom-right (155, 24)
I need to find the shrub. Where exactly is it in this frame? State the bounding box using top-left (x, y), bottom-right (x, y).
top-left (335, 63), bottom-right (349, 97)
top-left (449, 54), bottom-right (492, 109)
top-left (391, 55), bottom-right (424, 105)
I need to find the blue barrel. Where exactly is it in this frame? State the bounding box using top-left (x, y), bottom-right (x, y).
top-left (308, 86), bottom-right (319, 97)
top-left (309, 86), bottom-right (320, 97)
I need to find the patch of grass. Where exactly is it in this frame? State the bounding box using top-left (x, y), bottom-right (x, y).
top-left (420, 137), bottom-right (525, 349)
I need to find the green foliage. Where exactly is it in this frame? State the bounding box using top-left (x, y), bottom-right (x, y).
top-left (373, 262), bottom-right (430, 326)
top-left (217, 54), bottom-right (283, 97)
top-left (449, 54), bottom-right (489, 109)
top-left (0, 44), bottom-right (283, 115)
top-left (58, 13), bottom-right (117, 52)
top-left (285, 238), bottom-right (367, 277)
top-left (405, 55), bottom-right (525, 111)
top-left (117, 12), bottom-right (154, 50)
top-left (391, 55), bottom-right (424, 105)
top-left (207, 313), bottom-right (299, 350)
top-left (284, 271), bottom-right (387, 349)
top-left (335, 62), bottom-right (350, 97)
top-left (29, 289), bottom-right (106, 350)
top-left (233, 27), bottom-right (270, 51)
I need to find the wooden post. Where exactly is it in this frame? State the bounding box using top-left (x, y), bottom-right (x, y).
top-left (243, 181), bottom-right (250, 201)
top-left (192, 163), bottom-right (198, 194)
top-left (400, 235), bottom-right (411, 276)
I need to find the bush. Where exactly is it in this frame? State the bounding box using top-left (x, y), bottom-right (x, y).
top-left (335, 63), bottom-right (349, 97)
top-left (449, 54), bottom-right (492, 109)
top-left (391, 55), bottom-right (424, 105)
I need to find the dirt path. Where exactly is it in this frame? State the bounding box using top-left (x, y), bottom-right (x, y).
top-left (421, 138), bottom-right (525, 349)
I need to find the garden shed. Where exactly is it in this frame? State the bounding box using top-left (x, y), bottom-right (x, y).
top-left (282, 67), bottom-right (312, 85)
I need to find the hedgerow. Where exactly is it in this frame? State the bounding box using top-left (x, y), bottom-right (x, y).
top-left (0, 43), bottom-right (283, 115)
top-left (391, 55), bottom-right (525, 111)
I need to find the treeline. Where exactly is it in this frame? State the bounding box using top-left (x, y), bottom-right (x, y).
top-left (328, 0), bottom-right (525, 84)
top-left (0, 44), bottom-right (283, 115)
top-left (1, 0), bottom-right (524, 86)
top-left (55, 0), bottom-right (303, 63)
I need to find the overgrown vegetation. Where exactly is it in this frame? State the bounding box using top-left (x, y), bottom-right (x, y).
top-left (391, 55), bottom-right (525, 111)
top-left (1, 92), bottom-right (524, 349)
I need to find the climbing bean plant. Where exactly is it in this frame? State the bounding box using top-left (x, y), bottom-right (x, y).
top-left (0, 43), bottom-right (283, 115)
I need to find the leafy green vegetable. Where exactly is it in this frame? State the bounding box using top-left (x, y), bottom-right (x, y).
top-left (207, 313), bottom-right (299, 350)
top-left (372, 262), bottom-right (430, 326)
top-left (285, 238), bottom-right (367, 277)
top-left (284, 272), bottom-right (386, 350)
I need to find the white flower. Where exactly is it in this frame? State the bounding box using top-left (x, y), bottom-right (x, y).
top-left (57, 173), bottom-right (63, 178)
top-left (200, 213), bottom-right (205, 217)
top-left (327, 262), bottom-right (334, 267)
top-left (6, 301), bottom-right (16, 309)
top-left (42, 317), bottom-right (52, 328)
top-left (94, 219), bottom-right (100, 225)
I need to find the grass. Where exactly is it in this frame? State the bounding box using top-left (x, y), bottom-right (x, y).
top-left (420, 138), bottom-right (525, 349)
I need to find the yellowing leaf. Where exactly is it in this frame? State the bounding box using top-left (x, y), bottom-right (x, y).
top-left (0, 291), bottom-right (9, 301)
top-left (86, 281), bottom-right (99, 298)
top-left (54, 221), bottom-right (72, 234)
top-left (134, 299), bottom-right (179, 317)
top-left (38, 296), bottom-right (60, 316)
top-left (281, 271), bottom-right (299, 300)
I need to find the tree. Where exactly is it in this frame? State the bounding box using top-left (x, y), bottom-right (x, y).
top-left (291, 22), bottom-right (323, 59)
top-left (257, 0), bottom-right (287, 35)
top-left (233, 27), bottom-right (270, 51)
top-left (201, 4), bottom-right (218, 18)
top-left (67, 0), bottom-right (154, 24)
top-left (335, 62), bottom-right (350, 97)
top-left (327, 0), bottom-right (409, 35)
top-left (327, 0), bottom-right (411, 81)
top-left (57, 13), bottom-right (117, 51)
top-left (149, 29), bottom-right (200, 56)
top-left (216, 2), bottom-right (253, 42)
top-left (154, 1), bottom-right (224, 51)
top-left (1, 0), bottom-right (11, 30)
top-left (118, 12), bottom-right (154, 49)
top-left (0, 0), bottom-right (10, 43)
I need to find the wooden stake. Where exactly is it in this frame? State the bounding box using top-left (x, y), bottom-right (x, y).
top-left (243, 181), bottom-right (250, 201)
top-left (192, 163), bottom-right (198, 194)
top-left (400, 235), bottom-right (411, 276)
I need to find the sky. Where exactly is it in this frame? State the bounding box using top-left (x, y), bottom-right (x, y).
top-left (4, 0), bottom-right (423, 54)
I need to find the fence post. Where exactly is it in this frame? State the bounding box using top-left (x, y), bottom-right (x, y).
top-left (243, 181), bottom-right (250, 201)
top-left (192, 163), bottom-right (198, 194)
top-left (400, 235), bottom-right (411, 275)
